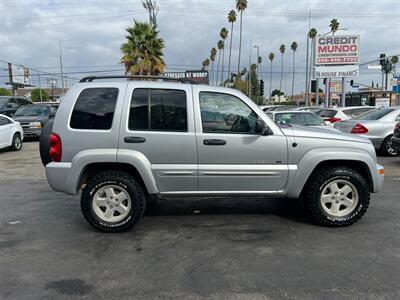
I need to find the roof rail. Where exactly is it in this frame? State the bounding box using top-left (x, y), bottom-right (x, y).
top-left (79, 75), bottom-right (197, 84)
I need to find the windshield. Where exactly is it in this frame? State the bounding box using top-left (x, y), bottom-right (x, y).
top-left (14, 105), bottom-right (50, 117)
top-left (275, 112), bottom-right (325, 126)
top-left (355, 108), bottom-right (394, 120)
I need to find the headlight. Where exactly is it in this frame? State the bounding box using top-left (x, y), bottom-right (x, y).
top-left (29, 121), bottom-right (42, 128)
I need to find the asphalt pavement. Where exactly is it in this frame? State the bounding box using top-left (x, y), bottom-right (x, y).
top-left (1, 141), bottom-right (399, 299)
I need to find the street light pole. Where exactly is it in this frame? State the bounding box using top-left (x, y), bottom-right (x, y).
top-left (59, 40), bottom-right (65, 94)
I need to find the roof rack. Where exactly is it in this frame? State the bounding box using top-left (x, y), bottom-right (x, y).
top-left (79, 75), bottom-right (197, 84)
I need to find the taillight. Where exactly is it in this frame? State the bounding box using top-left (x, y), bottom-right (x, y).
top-left (351, 123), bottom-right (368, 134)
top-left (328, 117), bottom-right (341, 123)
top-left (49, 133), bottom-right (62, 162)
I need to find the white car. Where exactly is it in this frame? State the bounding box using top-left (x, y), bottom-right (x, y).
top-left (316, 106), bottom-right (376, 125)
top-left (0, 114), bottom-right (23, 151)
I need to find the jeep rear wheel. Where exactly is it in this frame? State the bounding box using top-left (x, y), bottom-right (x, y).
top-left (302, 167), bottom-right (370, 226)
top-left (81, 171), bottom-right (146, 232)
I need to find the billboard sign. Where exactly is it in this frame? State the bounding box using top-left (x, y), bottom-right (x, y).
top-left (315, 35), bottom-right (360, 65)
top-left (314, 65), bottom-right (359, 79)
top-left (375, 97), bottom-right (390, 107)
top-left (9, 64), bottom-right (31, 85)
top-left (164, 70), bottom-right (209, 84)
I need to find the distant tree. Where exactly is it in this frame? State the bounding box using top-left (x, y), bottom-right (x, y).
top-left (290, 41), bottom-right (298, 101)
top-left (271, 89), bottom-right (284, 97)
top-left (31, 88), bottom-right (49, 102)
top-left (391, 56), bottom-right (399, 75)
top-left (268, 52), bottom-right (275, 97)
top-left (329, 19), bottom-right (340, 35)
top-left (0, 87), bottom-right (11, 96)
top-left (216, 40), bottom-right (224, 85)
top-left (210, 47), bottom-right (217, 85)
top-left (279, 44), bottom-right (286, 93)
top-left (219, 27), bottom-right (229, 84)
top-left (142, 0), bottom-right (159, 27)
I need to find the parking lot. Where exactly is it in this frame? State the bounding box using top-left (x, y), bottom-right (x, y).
top-left (0, 141), bottom-right (399, 299)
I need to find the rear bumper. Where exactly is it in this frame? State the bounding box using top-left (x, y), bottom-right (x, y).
top-left (392, 137), bottom-right (400, 151)
top-left (373, 163), bottom-right (385, 193)
top-left (46, 162), bottom-right (77, 195)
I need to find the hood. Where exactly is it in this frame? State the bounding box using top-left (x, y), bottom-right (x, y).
top-left (280, 124), bottom-right (371, 144)
top-left (12, 115), bottom-right (48, 123)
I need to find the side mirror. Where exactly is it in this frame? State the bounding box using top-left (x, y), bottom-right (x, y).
top-left (255, 119), bottom-right (273, 135)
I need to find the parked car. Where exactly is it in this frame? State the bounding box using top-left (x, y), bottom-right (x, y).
top-left (261, 105), bottom-right (284, 112)
top-left (0, 96), bottom-right (32, 117)
top-left (334, 107), bottom-right (400, 156)
top-left (12, 104), bottom-right (56, 138)
top-left (265, 111), bottom-right (328, 129)
top-left (390, 122), bottom-right (400, 152)
top-left (42, 75), bottom-right (384, 232)
top-left (316, 106), bottom-right (377, 125)
top-left (0, 114), bottom-right (23, 151)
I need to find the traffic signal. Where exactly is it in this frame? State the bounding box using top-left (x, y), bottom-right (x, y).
top-left (350, 80), bottom-right (354, 86)
top-left (311, 80), bottom-right (317, 92)
top-left (379, 53), bottom-right (386, 66)
top-left (259, 80), bottom-right (264, 96)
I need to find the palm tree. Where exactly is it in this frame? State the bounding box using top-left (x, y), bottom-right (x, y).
top-left (257, 56), bottom-right (262, 80)
top-left (330, 19), bottom-right (340, 35)
top-left (227, 10), bottom-right (237, 81)
top-left (268, 52), bottom-right (275, 98)
top-left (216, 40), bottom-right (224, 85)
top-left (204, 58), bottom-right (210, 70)
top-left (307, 28), bottom-right (318, 102)
top-left (279, 44), bottom-right (286, 93)
top-left (236, 0), bottom-right (248, 76)
top-left (220, 27), bottom-right (229, 85)
top-left (290, 41), bottom-right (298, 101)
top-left (120, 21), bottom-right (165, 75)
top-left (210, 47), bottom-right (217, 85)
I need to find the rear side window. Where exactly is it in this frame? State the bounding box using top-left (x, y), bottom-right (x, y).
top-left (70, 88), bottom-right (118, 130)
top-left (129, 89), bottom-right (187, 132)
top-left (316, 109), bottom-right (336, 118)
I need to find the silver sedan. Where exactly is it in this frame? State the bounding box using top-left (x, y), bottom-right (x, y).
top-left (334, 107), bottom-right (400, 156)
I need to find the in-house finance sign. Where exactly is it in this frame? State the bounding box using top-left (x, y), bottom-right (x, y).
top-left (315, 35), bottom-right (360, 65)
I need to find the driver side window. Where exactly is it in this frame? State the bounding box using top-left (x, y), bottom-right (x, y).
top-left (199, 92), bottom-right (258, 134)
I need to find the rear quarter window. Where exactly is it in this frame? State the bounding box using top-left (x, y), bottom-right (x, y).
top-left (70, 88), bottom-right (118, 130)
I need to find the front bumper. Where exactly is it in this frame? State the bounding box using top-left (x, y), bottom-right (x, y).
top-left (22, 127), bottom-right (42, 137)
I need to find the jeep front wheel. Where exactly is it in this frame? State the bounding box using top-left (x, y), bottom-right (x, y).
top-left (303, 167), bottom-right (370, 226)
top-left (81, 171), bottom-right (146, 232)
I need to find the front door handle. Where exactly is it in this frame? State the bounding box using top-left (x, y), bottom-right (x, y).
top-left (124, 136), bottom-right (146, 143)
top-left (203, 139), bottom-right (226, 146)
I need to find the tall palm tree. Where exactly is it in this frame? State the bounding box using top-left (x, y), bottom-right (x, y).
top-left (120, 21), bottom-right (165, 75)
top-left (307, 28), bottom-right (318, 101)
top-left (330, 19), bottom-right (340, 35)
top-left (236, 0), bottom-right (248, 76)
top-left (290, 41), bottom-right (298, 101)
top-left (279, 44), bottom-right (286, 93)
top-left (210, 47), bottom-right (217, 85)
top-left (220, 27), bottom-right (229, 85)
top-left (201, 60), bottom-right (207, 70)
top-left (216, 40), bottom-right (224, 85)
top-left (257, 56), bottom-right (262, 80)
top-left (268, 52), bottom-right (275, 98)
top-left (227, 10), bottom-right (237, 81)
top-left (204, 58), bottom-right (210, 70)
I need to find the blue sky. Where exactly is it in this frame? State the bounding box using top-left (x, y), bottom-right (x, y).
top-left (0, 0), bottom-right (399, 94)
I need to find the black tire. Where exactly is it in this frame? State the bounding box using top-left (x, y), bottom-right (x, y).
top-left (10, 133), bottom-right (22, 151)
top-left (302, 167), bottom-right (370, 227)
top-left (81, 171), bottom-right (146, 232)
top-left (39, 120), bottom-right (54, 166)
top-left (380, 135), bottom-right (398, 157)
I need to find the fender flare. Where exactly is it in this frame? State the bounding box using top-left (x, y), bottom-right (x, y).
top-left (286, 147), bottom-right (376, 198)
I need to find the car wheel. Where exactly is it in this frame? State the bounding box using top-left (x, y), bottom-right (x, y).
top-left (302, 167), bottom-right (370, 226)
top-left (39, 119), bottom-right (54, 166)
top-left (81, 171), bottom-right (146, 232)
top-left (10, 133), bottom-right (22, 151)
top-left (380, 135), bottom-right (398, 157)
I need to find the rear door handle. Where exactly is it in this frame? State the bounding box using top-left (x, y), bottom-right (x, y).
top-left (203, 139), bottom-right (226, 146)
top-left (124, 136), bottom-right (146, 143)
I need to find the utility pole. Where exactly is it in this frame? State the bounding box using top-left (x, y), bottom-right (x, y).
top-left (37, 71), bottom-right (42, 102)
top-left (59, 40), bottom-right (65, 94)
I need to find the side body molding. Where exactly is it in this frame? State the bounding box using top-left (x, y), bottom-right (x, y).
top-left (117, 149), bottom-right (159, 194)
top-left (286, 147), bottom-right (377, 198)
